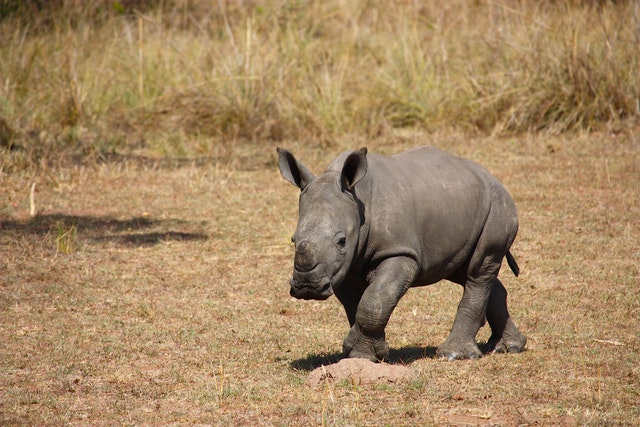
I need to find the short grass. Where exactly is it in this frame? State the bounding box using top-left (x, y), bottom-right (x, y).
top-left (2, 130), bottom-right (639, 425)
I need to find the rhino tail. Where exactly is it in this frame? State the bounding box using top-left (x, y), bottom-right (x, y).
top-left (506, 250), bottom-right (520, 277)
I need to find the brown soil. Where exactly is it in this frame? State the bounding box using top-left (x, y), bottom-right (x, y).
top-left (307, 358), bottom-right (416, 387)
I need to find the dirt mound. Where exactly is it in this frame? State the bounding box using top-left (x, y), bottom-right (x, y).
top-left (306, 358), bottom-right (415, 387)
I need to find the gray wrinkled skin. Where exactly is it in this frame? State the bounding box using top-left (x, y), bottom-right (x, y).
top-left (277, 146), bottom-right (527, 361)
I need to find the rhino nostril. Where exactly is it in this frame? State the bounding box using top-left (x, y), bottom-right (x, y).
top-left (298, 240), bottom-right (309, 252)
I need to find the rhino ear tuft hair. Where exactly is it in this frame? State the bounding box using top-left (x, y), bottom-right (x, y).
top-left (342, 147), bottom-right (368, 190)
top-left (277, 148), bottom-right (315, 190)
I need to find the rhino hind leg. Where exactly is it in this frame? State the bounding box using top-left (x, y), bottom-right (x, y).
top-left (485, 278), bottom-right (527, 354)
top-left (436, 252), bottom-right (507, 360)
top-left (437, 189), bottom-right (521, 360)
top-left (435, 275), bottom-right (492, 360)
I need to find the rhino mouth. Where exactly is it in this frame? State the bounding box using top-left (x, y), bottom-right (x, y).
top-left (289, 280), bottom-right (333, 300)
top-left (289, 265), bottom-right (334, 300)
top-left (289, 263), bottom-right (333, 300)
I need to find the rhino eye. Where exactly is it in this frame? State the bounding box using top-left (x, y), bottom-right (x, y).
top-left (334, 232), bottom-right (346, 251)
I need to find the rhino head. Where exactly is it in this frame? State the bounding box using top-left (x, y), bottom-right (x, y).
top-left (277, 148), bottom-right (368, 300)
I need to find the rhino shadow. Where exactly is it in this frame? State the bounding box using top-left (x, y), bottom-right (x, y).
top-left (0, 213), bottom-right (208, 248)
top-left (0, 213), bottom-right (154, 234)
top-left (290, 345), bottom-right (438, 371)
top-left (92, 231), bottom-right (208, 247)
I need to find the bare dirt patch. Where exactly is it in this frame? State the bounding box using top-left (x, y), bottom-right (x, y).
top-left (307, 358), bottom-right (416, 387)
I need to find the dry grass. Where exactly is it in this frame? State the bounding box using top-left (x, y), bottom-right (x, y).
top-left (1, 0), bottom-right (639, 162)
top-left (2, 129), bottom-right (639, 425)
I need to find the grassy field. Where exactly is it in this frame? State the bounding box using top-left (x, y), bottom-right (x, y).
top-left (2, 130), bottom-right (639, 425)
top-left (1, 1), bottom-right (640, 425)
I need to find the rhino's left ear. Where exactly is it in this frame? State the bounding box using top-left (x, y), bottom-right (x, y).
top-left (341, 147), bottom-right (368, 190)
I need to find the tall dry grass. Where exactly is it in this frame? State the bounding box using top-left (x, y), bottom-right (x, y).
top-left (0, 0), bottom-right (638, 159)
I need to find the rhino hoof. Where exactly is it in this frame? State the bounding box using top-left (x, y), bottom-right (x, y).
top-left (436, 341), bottom-right (482, 360)
top-left (491, 344), bottom-right (525, 354)
top-left (342, 325), bottom-right (389, 362)
top-left (438, 351), bottom-right (461, 361)
top-left (437, 350), bottom-right (481, 361)
top-left (347, 350), bottom-right (380, 363)
top-left (345, 339), bottom-right (389, 362)
top-left (487, 334), bottom-right (527, 354)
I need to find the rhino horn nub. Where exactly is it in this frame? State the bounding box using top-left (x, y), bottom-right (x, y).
top-left (294, 240), bottom-right (317, 271)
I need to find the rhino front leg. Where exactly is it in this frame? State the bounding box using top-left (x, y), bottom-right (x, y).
top-left (342, 257), bottom-right (418, 362)
top-left (485, 278), bottom-right (527, 354)
top-left (334, 283), bottom-right (363, 327)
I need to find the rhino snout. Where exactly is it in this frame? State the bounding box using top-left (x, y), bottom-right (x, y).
top-left (294, 239), bottom-right (318, 272)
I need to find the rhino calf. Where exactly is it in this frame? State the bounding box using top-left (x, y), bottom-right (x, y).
top-left (277, 146), bottom-right (527, 361)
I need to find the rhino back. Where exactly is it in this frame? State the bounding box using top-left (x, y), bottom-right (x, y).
top-left (356, 146), bottom-right (500, 284)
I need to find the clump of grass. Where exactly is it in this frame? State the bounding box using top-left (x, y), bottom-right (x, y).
top-left (210, 361), bottom-right (231, 406)
top-left (0, 1), bottom-right (638, 161)
top-left (55, 221), bottom-right (77, 254)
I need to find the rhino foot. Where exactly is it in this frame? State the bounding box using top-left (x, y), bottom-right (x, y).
top-left (343, 325), bottom-right (389, 362)
top-left (486, 332), bottom-right (527, 354)
top-left (436, 340), bottom-right (482, 361)
top-left (485, 316), bottom-right (527, 354)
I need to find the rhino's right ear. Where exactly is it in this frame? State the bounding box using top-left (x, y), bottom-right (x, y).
top-left (277, 148), bottom-right (315, 190)
top-left (341, 147), bottom-right (368, 190)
